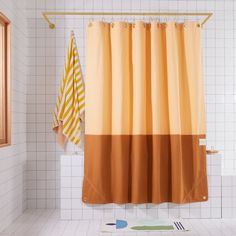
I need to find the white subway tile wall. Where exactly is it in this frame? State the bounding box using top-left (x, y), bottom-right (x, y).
top-left (25, 0), bottom-right (236, 218)
top-left (0, 0), bottom-right (27, 233)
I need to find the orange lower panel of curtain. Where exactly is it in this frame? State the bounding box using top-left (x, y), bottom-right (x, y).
top-left (82, 134), bottom-right (208, 204)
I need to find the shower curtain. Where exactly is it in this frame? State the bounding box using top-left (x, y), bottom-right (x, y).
top-left (83, 21), bottom-right (208, 204)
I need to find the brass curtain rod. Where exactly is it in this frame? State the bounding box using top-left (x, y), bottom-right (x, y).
top-left (42, 11), bottom-right (213, 29)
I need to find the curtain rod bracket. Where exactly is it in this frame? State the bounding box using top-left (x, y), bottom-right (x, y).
top-left (42, 11), bottom-right (213, 29)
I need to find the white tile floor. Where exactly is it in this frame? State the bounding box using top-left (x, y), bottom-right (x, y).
top-left (1, 209), bottom-right (236, 236)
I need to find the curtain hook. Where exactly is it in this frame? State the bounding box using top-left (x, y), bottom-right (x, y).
top-left (124, 16), bottom-right (127, 23)
top-left (151, 16), bottom-right (154, 23)
top-left (174, 16), bottom-right (177, 27)
top-left (124, 18), bottom-right (128, 28)
top-left (184, 17), bottom-right (187, 27)
top-left (90, 14), bottom-right (94, 23)
top-left (162, 16), bottom-right (165, 26)
top-left (156, 16), bottom-right (160, 27)
top-left (92, 11), bottom-right (95, 22)
top-left (89, 15), bottom-right (93, 27)
top-left (164, 17), bottom-right (167, 28)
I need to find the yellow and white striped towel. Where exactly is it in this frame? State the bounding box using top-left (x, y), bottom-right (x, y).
top-left (52, 31), bottom-right (85, 147)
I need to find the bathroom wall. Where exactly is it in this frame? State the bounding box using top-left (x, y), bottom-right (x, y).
top-left (26, 0), bottom-right (236, 218)
top-left (0, 0), bottom-right (27, 232)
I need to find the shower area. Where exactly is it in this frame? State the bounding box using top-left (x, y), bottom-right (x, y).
top-left (0, 0), bottom-right (236, 235)
top-left (28, 1), bottom-right (235, 218)
top-left (27, 0), bottom-right (235, 219)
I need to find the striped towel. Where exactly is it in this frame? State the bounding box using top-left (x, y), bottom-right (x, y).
top-left (52, 31), bottom-right (85, 147)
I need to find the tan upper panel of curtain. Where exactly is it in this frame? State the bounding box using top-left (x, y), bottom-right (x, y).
top-left (85, 21), bottom-right (206, 135)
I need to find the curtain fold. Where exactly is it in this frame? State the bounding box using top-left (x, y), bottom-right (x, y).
top-left (83, 21), bottom-right (208, 204)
